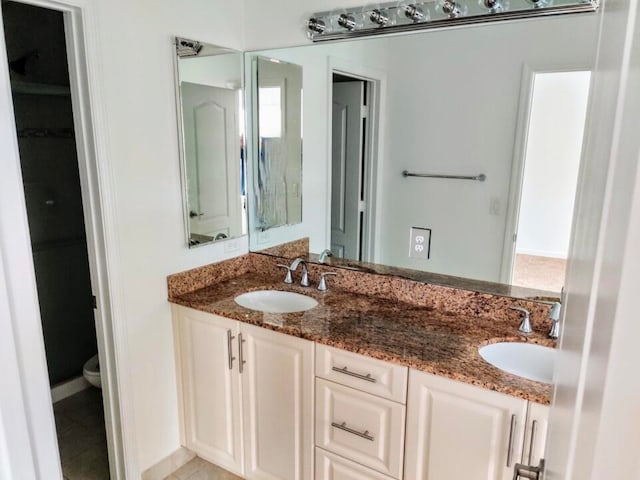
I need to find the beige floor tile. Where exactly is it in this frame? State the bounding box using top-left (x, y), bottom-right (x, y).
top-left (168, 457), bottom-right (242, 480)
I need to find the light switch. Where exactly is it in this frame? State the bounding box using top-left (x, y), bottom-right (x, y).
top-left (490, 196), bottom-right (501, 216)
top-left (409, 227), bottom-right (431, 259)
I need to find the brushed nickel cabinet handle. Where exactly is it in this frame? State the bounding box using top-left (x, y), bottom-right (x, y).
top-left (528, 420), bottom-right (538, 465)
top-left (331, 421), bottom-right (374, 441)
top-left (227, 330), bottom-right (236, 370)
top-left (507, 414), bottom-right (517, 467)
top-left (238, 333), bottom-right (246, 374)
top-left (332, 366), bottom-right (377, 383)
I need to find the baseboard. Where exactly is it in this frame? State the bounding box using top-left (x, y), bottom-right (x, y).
top-left (51, 376), bottom-right (91, 403)
top-left (141, 447), bottom-right (196, 480)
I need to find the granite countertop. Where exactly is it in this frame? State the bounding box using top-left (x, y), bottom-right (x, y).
top-left (169, 273), bottom-right (554, 405)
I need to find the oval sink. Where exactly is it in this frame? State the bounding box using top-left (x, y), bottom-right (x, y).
top-left (479, 342), bottom-right (555, 384)
top-left (234, 290), bottom-right (318, 314)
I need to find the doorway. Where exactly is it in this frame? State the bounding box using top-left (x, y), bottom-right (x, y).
top-left (2, 1), bottom-right (110, 478)
top-left (505, 69), bottom-right (591, 292)
top-left (330, 73), bottom-right (375, 261)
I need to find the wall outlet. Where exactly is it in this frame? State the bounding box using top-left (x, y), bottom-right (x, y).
top-left (224, 238), bottom-right (240, 253)
top-left (409, 227), bottom-right (431, 260)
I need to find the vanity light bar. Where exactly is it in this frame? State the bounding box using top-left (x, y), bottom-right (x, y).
top-left (306, 0), bottom-right (598, 42)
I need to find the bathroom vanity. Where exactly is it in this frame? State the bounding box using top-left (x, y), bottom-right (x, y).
top-left (168, 253), bottom-right (553, 480)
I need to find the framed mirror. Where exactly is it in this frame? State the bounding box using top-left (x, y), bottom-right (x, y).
top-left (173, 37), bottom-right (247, 248)
top-left (245, 13), bottom-right (599, 299)
top-left (248, 56), bottom-right (303, 242)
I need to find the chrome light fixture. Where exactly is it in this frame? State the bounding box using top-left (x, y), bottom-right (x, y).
top-left (439, 0), bottom-right (467, 18)
top-left (337, 13), bottom-right (358, 30)
top-left (306, 0), bottom-right (597, 42)
top-left (402, 3), bottom-right (427, 22)
top-left (369, 8), bottom-right (391, 25)
top-left (307, 17), bottom-right (327, 34)
top-left (480, 0), bottom-right (505, 13)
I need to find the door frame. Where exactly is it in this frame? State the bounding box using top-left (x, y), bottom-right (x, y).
top-left (499, 62), bottom-right (593, 285)
top-left (0, 0), bottom-right (136, 478)
top-left (326, 57), bottom-right (386, 263)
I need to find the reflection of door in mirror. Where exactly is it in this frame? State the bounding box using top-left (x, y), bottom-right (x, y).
top-left (505, 70), bottom-right (591, 292)
top-left (255, 57), bottom-right (302, 230)
top-left (331, 75), bottom-right (372, 261)
top-left (182, 82), bottom-right (241, 240)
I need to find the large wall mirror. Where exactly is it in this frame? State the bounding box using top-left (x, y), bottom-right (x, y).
top-left (245, 13), bottom-right (598, 299)
top-left (252, 57), bottom-right (303, 232)
top-left (174, 38), bottom-right (247, 248)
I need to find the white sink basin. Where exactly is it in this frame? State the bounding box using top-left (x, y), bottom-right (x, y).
top-left (234, 290), bottom-right (318, 313)
top-left (479, 342), bottom-right (555, 384)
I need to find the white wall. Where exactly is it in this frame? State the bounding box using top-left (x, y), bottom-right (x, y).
top-left (179, 53), bottom-right (242, 89)
top-left (516, 71), bottom-right (591, 259)
top-left (92, 0), bottom-right (246, 472)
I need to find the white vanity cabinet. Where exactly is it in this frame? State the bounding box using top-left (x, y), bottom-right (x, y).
top-left (175, 306), bottom-right (244, 474)
top-left (174, 306), bottom-right (314, 480)
top-left (404, 369), bottom-right (548, 480)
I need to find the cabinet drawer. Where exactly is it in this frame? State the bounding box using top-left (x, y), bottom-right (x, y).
top-left (315, 448), bottom-right (396, 480)
top-left (315, 379), bottom-right (405, 478)
top-left (315, 344), bottom-right (408, 403)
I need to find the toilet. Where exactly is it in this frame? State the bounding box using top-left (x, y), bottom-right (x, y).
top-left (83, 354), bottom-right (101, 389)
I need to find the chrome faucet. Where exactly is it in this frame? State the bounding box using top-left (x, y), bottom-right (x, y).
top-left (277, 257), bottom-right (310, 287)
top-left (317, 272), bottom-right (337, 291)
top-left (548, 302), bottom-right (561, 339)
top-left (319, 249), bottom-right (333, 263)
top-left (510, 306), bottom-right (533, 335)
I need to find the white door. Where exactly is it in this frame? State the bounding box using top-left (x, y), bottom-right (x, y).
top-left (404, 369), bottom-right (528, 480)
top-left (240, 323), bottom-right (314, 480)
top-left (331, 81), bottom-right (365, 260)
top-left (177, 307), bottom-right (244, 476)
top-left (181, 82), bottom-right (241, 239)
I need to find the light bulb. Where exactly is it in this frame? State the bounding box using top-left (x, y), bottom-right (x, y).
top-left (400, 3), bottom-right (428, 22)
top-left (439, 0), bottom-right (467, 18)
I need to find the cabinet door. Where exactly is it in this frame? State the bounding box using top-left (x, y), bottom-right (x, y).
top-left (522, 403), bottom-right (549, 467)
top-left (177, 307), bottom-right (244, 475)
top-left (404, 369), bottom-right (528, 480)
top-left (240, 323), bottom-right (314, 480)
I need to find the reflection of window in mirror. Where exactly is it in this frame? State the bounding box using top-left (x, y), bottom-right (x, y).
top-left (258, 86), bottom-right (283, 138)
top-left (509, 70), bottom-right (591, 292)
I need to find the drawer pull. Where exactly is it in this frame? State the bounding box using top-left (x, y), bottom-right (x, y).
top-left (527, 420), bottom-right (538, 465)
top-left (506, 414), bottom-right (517, 467)
top-left (331, 421), bottom-right (375, 441)
top-left (332, 366), bottom-right (377, 383)
top-left (227, 330), bottom-right (236, 370)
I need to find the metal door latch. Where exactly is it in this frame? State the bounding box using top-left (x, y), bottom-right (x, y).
top-left (513, 459), bottom-right (545, 480)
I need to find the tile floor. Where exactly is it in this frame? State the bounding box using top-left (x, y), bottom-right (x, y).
top-left (165, 457), bottom-right (242, 480)
top-left (512, 253), bottom-right (567, 292)
top-left (54, 387), bottom-right (110, 480)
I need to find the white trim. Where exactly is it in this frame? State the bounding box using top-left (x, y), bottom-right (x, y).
top-left (0, 0), bottom-right (138, 478)
top-left (51, 377), bottom-right (92, 404)
top-left (141, 447), bottom-right (196, 480)
top-left (500, 63), bottom-right (593, 284)
top-left (326, 57), bottom-right (387, 263)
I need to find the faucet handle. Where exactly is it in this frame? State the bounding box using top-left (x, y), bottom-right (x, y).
top-left (276, 264), bottom-right (293, 284)
top-left (318, 272), bottom-right (337, 292)
top-left (548, 302), bottom-right (562, 339)
top-left (509, 306), bottom-right (533, 335)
